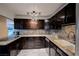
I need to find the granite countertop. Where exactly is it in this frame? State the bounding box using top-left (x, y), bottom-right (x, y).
top-left (46, 35), bottom-right (75, 56)
top-left (0, 36), bottom-right (20, 46)
top-left (53, 39), bottom-right (75, 56)
top-left (0, 34), bottom-right (75, 56)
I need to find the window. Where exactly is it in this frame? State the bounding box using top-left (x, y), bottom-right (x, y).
top-left (7, 19), bottom-right (14, 37)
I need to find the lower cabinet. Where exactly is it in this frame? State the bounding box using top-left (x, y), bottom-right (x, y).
top-left (0, 46), bottom-right (10, 56)
top-left (0, 37), bottom-right (26, 56)
top-left (44, 37), bottom-right (50, 55)
top-left (55, 48), bottom-right (68, 56)
top-left (9, 37), bottom-right (26, 56)
top-left (0, 37), bottom-right (68, 56)
top-left (49, 40), bottom-right (56, 56)
top-left (49, 40), bottom-right (68, 56)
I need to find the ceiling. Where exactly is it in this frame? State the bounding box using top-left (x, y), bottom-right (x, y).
top-left (0, 3), bottom-right (65, 19)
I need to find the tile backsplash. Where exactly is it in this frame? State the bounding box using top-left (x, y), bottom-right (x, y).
top-left (14, 30), bottom-right (52, 35)
top-left (57, 25), bottom-right (76, 44)
top-left (14, 25), bottom-right (75, 44)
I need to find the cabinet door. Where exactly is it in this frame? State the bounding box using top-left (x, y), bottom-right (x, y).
top-left (49, 41), bottom-right (57, 56)
top-left (24, 20), bottom-right (45, 29)
top-left (0, 46), bottom-right (10, 56)
top-left (9, 41), bottom-right (18, 56)
top-left (14, 19), bottom-right (24, 29)
top-left (55, 8), bottom-right (65, 29)
top-left (19, 37), bottom-right (26, 49)
top-left (65, 3), bottom-right (76, 24)
top-left (56, 8), bottom-right (65, 24)
top-left (49, 8), bottom-right (65, 29)
top-left (19, 20), bottom-right (24, 29)
top-left (14, 19), bottom-right (20, 29)
top-left (44, 38), bottom-right (50, 55)
top-left (9, 38), bottom-right (22, 56)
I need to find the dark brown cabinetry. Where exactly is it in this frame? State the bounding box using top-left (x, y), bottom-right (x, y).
top-left (49, 3), bottom-right (76, 29)
top-left (0, 37), bottom-right (46, 56)
top-left (0, 37), bottom-right (26, 56)
top-left (49, 40), bottom-right (68, 56)
top-left (23, 37), bottom-right (46, 49)
top-left (24, 20), bottom-right (44, 29)
top-left (65, 3), bottom-right (76, 24)
top-left (0, 45), bottom-right (9, 56)
top-left (56, 8), bottom-right (65, 24)
top-left (14, 19), bottom-right (24, 29)
top-left (0, 37), bottom-right (69, 56)
top-left (14, 19), bottom-right (45, 29)
top-left (44, 38), bottom-right (68, 56)
top-left (9, 37), bottom-right (26, 56)
top-left (49, 8), bottom-right (65, 29)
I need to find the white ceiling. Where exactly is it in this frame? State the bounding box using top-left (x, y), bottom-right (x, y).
top-left (0, 3), bottom-right (63, 16)
top-left (0, 3), bottom-right (66, 19)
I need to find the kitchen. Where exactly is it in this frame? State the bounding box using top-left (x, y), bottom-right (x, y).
top-left (0, 3), bottom-right (76, 56)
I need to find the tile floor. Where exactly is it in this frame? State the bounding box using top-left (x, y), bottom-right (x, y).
top-left (17, 48), bottom-right (49, 56)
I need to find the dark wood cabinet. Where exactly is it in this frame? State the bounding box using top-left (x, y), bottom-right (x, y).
top-left (8, 40), bottom-right (19, 56)
top-left (49, 40), bottom-right (68, 56)
top-left (0, 37), bottom-right (26, 56)
top-left (0, 37), bottom-right (70, 56)
top-left (49, 3), bottom-right (76, 29)
top-left (0, 45), bottom-right (10, 56)
top-left (49, 40), bottom-right (57, 56)
top-left (65, 3), bottom-right (76, 24)
top-left (14, 19), bottom-right (24, 29)
top-left (23, 37), bottom-right (46, 49)
top-left (49, 8), bottom-right (65, 29)
top-left (0, 37), bottom-right (47, 56)
top-left (56, 8), bottom-right (65, 24)
top-left (24, 20), bottom-right (44, 29)
top-left (14, 19), bottom-right (45, 29)
top-left (8, 37), bottom-right (26, 56)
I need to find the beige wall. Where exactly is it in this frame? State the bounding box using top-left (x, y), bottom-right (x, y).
top-left (0, 15), bottom-right (8, 40)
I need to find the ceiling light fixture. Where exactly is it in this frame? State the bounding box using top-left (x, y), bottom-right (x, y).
top-left (27, 11), bottom-right (41, 21)
top-left (27, 11), bottom-right (40, 16)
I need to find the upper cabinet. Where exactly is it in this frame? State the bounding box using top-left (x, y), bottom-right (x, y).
top-left (14, 19), bottom-right (24, 29)
top-left (24, 19), bottom-right (44, 29)
top-left (49, 8), bottom-right (65, 29)
top-left (65, 3), bottom-right (76, 24)
top-left (49, 3), bottom-right (76, 29)
top-left (14, 19), bottom-right (45, 29)
top-left (56, 7), bottom-right (65, 24)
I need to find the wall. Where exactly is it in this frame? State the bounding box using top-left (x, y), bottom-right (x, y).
top-left (56, 25), bottom-right (75, 44)
top-left (63, 25), bottom-right (75, 43)
top-left (15, 30), bottom-right (49, 35)
top-left (76, 3), bottom-right (79, 55)
top-left (0, 16), bottom-right (8, 40)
